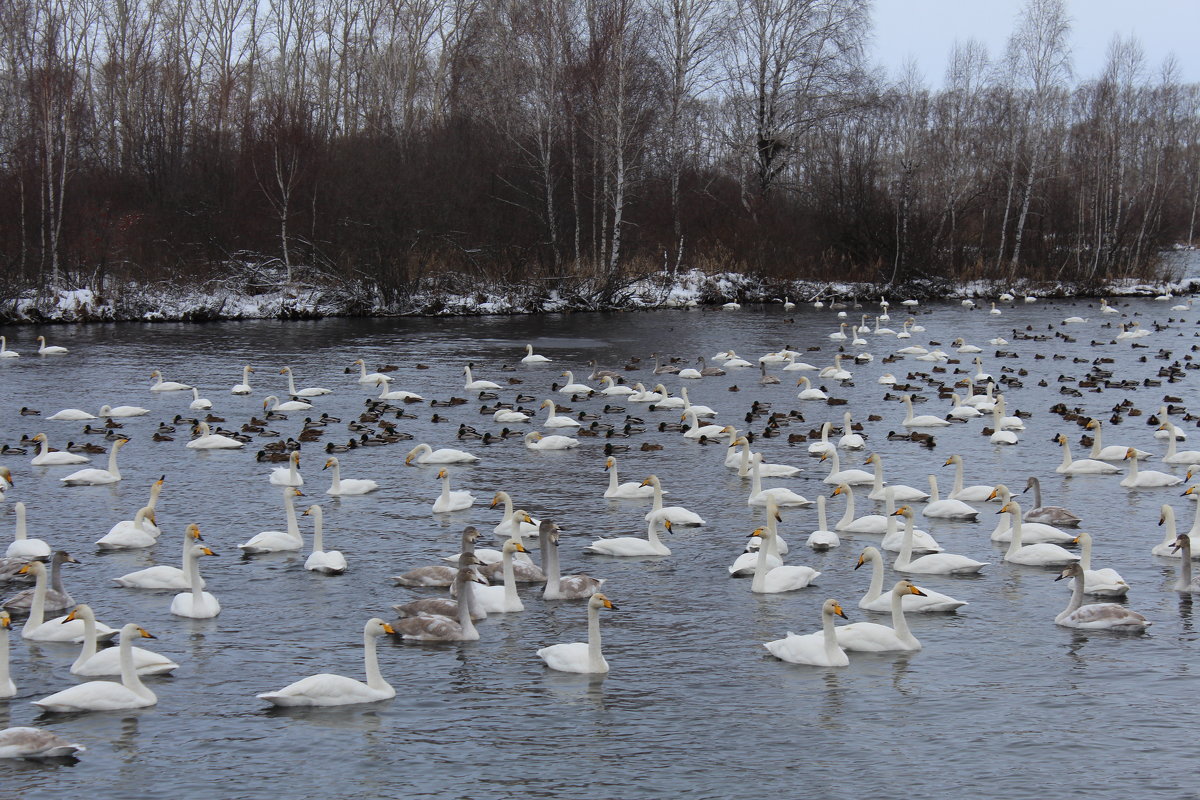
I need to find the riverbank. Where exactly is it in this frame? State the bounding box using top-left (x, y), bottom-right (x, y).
top-left (2, 261), bottom-right (1198, 325)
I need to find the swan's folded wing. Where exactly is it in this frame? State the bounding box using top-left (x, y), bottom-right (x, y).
top-left (395, 613), bottom-right (464, 640)
top-left (257, 673), bottom-right (374, 704)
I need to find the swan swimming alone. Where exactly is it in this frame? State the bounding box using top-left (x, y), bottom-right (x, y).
top-left (257, 618), bottom-right (397, 706)
top-left (536, 593), bottom-right (616, 674)
top-left (302, 505), bottom-right (347, 574)
top-left (238, 487), bottom-right (305, 553)
top-left (587, 516), bottom-right (672, 557)
top-left (323, 456), bottom-right (378, 495)
top-left (5, 503), bottom-right (51, 561)
top-left (169, 544), bottom-right (221, 618)
top-left (29, 433), bottom-right (89, 466)
top-left (60, 437), bottom-right (129, 485)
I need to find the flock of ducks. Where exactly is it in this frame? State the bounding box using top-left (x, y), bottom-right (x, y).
top-left (0, 290), bottom-right (1198, 759)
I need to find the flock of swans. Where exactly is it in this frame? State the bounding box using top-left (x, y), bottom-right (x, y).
top-left (0, 291), bottom-right (1197, 761)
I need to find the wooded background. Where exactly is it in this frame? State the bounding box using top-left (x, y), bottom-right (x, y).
top-left (1, 0), bottom-right (1197, 300)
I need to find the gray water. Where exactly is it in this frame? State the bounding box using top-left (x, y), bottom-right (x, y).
top-left (0, 298), bottom-right (1196, 800)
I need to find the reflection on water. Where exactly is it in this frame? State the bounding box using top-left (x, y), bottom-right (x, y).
top-left (0, 300), bottom-right (1197, 798)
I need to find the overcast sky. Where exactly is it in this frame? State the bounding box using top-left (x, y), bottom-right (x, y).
top-left (871, 0), bottom-right (1200, 85)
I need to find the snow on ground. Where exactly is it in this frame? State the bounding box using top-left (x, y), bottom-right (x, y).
top-left (2, 257), bottom-right (1198, 325)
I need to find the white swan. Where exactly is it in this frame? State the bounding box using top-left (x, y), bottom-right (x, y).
top-left (820, 449), bottom-right (873, 486)
top-left (735, 438), bottom-right (799, 478)
top-left (855, 547), bottom-right (965, 612)
top-left (818, 354), bottom-right (851, 380)
top-left (834, 580), bottom-right (926, 651)
top-left (33, 623), bottom-right (159, 712)
top-left (0, 612), bottom-right (12, 697)
top-left (541, 398), bottom-right (581, 428)
top-left (257, 618), bottom-right (397, 706)
top-left (604, 456), bottom-right (656, 499)
top-left (113, 523), bottom-right (206, 589)
top-left (47, 407), bottom-right (95, 421)
top-left (922, 475), bottom-right (979, 520)
top-left (1053, 563), bottom-right (1149, 631)
top-left (747, 453), bottom-right (811, 507)
top-left (986, 485), bottom-right (1075, 543)
top-left (679, 388), bottom-right (716, 417)
top-left (29, 433), bottom-right (89, 466)
top-left (95, 506), bottom-right (158, 550)
top-left (537, 593), bottom-right (616, 673)
top-left (947, 393), bottom-right (982, 420)
top-left (1086, 418), bottom-right (1150, 461)
top-left (268, 450), bottom-right (304, 486)
top-left (1052, 433), bottom-right (1118, 475)
top-left (17, 561), bottom-right (115, 642)
top-left (878, 488), bottom-right (941, 554)
top-left (1120, 448), bottom-right (1182, 488)
top-left (1161, 428), bottom-right (1200, 466)
top-left (587, 516), bottom-right (671, 556)
top-left (682, 411), bottom-right (726, 440)
top-left (66, 605), bottom-right (178, 676)
top-left (1153, 406), bottom-right (1186, 441)
top-left (231, 365), bottom-right (254, 394)
top-left (627, 382), bottom-right (664, 402)
top-left (35, 335), bottom-right (68, 355)
top-left (185, 421), bottom-right (244, 449)
top-left (463, 364), bottom-right (500, 390)
top-left (865, 453), bottom-right (929, 501)
top-left (373, 376), bottom-right (424, 401)
top-left (521, 344), bottom-right (550, 364)
top-left (302, 505), bottom-right (347, 575)
top-left (541, 521), bottom-right (604, 600)
top-left (1069, 531), bottom-right (1129, 597)
top-left (405, 443), bottom-right (479, 465)
top-left (280, 366), bottom-right (331, 396)
top-left (901, 395), bottom-right (949, 428)
top-left (599, 376), bottom-right (635, 395)
top-left (238, 487), bottom-right (305, 553)
top-left (831, 484), bottom-right (887, 533)
top-left (808, 421), bottom-right (835, 455)
top-left (6, 503), bottom-right (51, 560)
top-left (489, 491), bottom-right (540, 537)
top-left (99, 403), bottom-right (149, 418)
top-left (836, 412), bottom-right (865, 450)
top-left (0, 336), bottom-right (18, 358)
top-left (796, 376), bottom-right (827, 400)
top-left (323, 456), bottom-right (378, 495)
top-left (524, 431), bottom-right (578, 450)
top-left (558, 371), bottom-right (593, 394)
top-left (352, 359), bottom-right (389, 385)
top-left (471, 539), bottom-right (527, 612)
top-left (432, 468), bottom-right (475, 513)
top-left (730, 502), bottom-right (784, 575)
top-left (60, 437), bottom-right (129, 485)
top-left (749, 523), bottom-right (819, 593)
top-left (805, 495), bottom-right (840, 551)
top-left (988, 407), bottom-right (1019, 445)
top-left (640, 475), bottom-right (705, 525)
top-left (492, 406), bottom-right (529, 423)
top-left (263, 394), bottom-right (312, 413)
top-left (998, 502), bottom-right (1080, 566)
top-left (891, 506), bottom-right (987, 574)
top-left (169, 544), bottom-right (221, 618)
top-left (763, 599), bottom-right (850, 667)
top-left (149, 370), bottom-right (191, 391)
top-left (188, 388), bottom-right (212, 410)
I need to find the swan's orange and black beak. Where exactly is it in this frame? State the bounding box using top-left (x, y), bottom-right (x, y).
top-left (750, 527), bottom-right (765, 539)
top-left (382, 622), bottom-right (397, 635)
top-left (834, 603), bottom-right (848, 619)
top-left (138, 627), bottom-right (157, 639)
top-left (908, 585), bottom-right (927, 597)
top-left (854, 554), bottom-right (866, 570)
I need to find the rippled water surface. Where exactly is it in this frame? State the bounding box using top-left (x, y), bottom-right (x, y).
top-left (1, 298), bottom-right (1198, 799)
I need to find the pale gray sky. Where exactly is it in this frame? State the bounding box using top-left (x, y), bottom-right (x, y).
top-left (871, 0), bottom-right (1200, 84)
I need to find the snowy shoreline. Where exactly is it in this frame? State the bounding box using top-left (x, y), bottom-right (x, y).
top-left (2, 266), bottom-right (1198, 326)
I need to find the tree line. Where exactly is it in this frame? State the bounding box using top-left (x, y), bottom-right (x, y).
top-left (1, 0), bottom-right (1197, 303)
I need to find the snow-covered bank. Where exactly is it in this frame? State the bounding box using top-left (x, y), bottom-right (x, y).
top-left (3, 262), bottom-right (1198, 325)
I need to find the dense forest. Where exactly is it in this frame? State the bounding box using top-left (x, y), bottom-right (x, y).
top-left (1, 0), bottom-right (1198, 305)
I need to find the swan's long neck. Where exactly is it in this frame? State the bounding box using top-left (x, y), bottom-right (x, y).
top-left (928, 475), bottom-right (940, 503)
top-left (186, 548), bottom-right (204, 603)
top-left (243, 366), bottom-right (252, 386)
top-left (286, 371), bottom-right (299, 395)
top-left (13, 503), bottom-right (26, 541)
top-left (889, 586), bottom-right (914, 643)
top-left (1167, 435), bottom-right (1178, 459)
top-left (358, 362), bottom-right (368, 380)
top-left (651, 480), bottom-right (664, 513)
top-left (865, 550), bottom-right (884, 602)
top-left (1077, 535), bottom-right (1092, 571)
top-left (765, 512), bottom-right (782, 559)
top-left (1178, 541), bottom-right (1193, 589)
top-left (458, 577), bottom-right (479, 637)
top-left (440, 474), bottom-right (452, 505)
top-left (284, 491), bottom-right (300, 538)
top-left (289, 458), bottom-right (299, 482)
top-left (180, 529), bottom-right (195, 578)
top-left (1089, 424), bottom-right (1104, 458)
top-left (751, 530), bottom-right (771, 592)
top-left (1189, 495), bottom-right (1200, 539)
top-left (0, 623), bottom-right (9, 689)
top-left (608, 466), bottom-right (620, 493)
top-left (896, 514), bottom-right (915, 568)
top-left (25, 564), bottom-right (47, 632)
top-left (816, 495), bottom-right (828, 530)
top-left (1030, 479), bottom-right (1043, 508)
top-left (1059, 438), bottom-right (1072, 469)
top-left (120, 628), bottom-right (153, 700)
top-left (362, 628), bottom-right (388, 691)
top-left (587, 600), bottom-right (604, 670)
top-left (1005, 506), bottom-right (1025, 556)
top-left (49, 554), bottom-right (66, 594)
top-left (329, 462), bottom-right (342, 491)
top-left (646, 519), bottom-right (662, 549)
top-left (749, 458), bottom-right (764, 497)
top-left (503, 546), bottom-right (520, 605)
top-left (1160, 507), bottom-right (1177, 547)
top-left (311, 511), bottom-right (324, 553)
top-left (837, 487), bottom-right (855, 528)
top-left (826, 449), bottom-right (841, 477)
top-left (738, 442), bottom-right (753, 477)
top-left (37, 437), bottom-right (50, 458)
top-left (1127, 457), bottom-right (1139, 481)
top-left (72, 610), bottom-right (98, 671)
top-left (500, 494), bottom-right (515, 522)
top-left (871, 458), bottom-right (884, 492)
top-left (1060, 571), bottom-right (1086, 620)
top-left (902, 397), bottom-right (915, 424)
top-left (821, 607), bottom-right (839, 661)
top-left (819, 422), bottom-right (830, 445)
top-left (107, 444), bottom-right (121, 478)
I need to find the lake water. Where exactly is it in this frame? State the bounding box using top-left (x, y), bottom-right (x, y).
top-left (0, 297), bottom-right (1197, 799)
